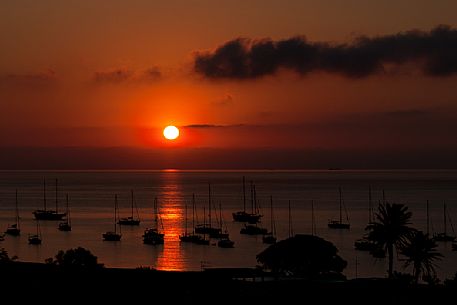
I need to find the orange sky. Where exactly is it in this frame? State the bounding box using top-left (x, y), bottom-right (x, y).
top-left (1, 1), bottom-right (457, 168)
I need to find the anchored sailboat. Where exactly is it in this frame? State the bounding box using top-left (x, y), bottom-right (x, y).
top-left (118, 190), bottom-right (141, 226)
top-left (28, 220), bottom-right (42, 245)
top-left (262, 196), bottom-right (277, 244)
top-left (5, 189), bottom-right (21, 236)
top-left (143, 197), bottom-right (165, 245)
top-left (102, 194), bottom-right (122, 241)
top-left (232, 177), bottom-right (262, 223)
top-left (328, 187), bottom-right (350, 229)
top-left (195, 183), bottom-right (222, 236)
top-left (433, 201), bottom-right (455, 242)
top-left (33, 179), bottom-right (66, 221)
top-left (58, 194), bottom-right (72, 231)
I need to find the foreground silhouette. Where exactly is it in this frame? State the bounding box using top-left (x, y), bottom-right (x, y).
top-left (45, 247), bottom-right (104, 270)
top-left (257, 234), bottom-right (347, 280)
top-left (401, 231), bottom-right (442, 284)
top-left (366, 203), bottom-right (416, 278)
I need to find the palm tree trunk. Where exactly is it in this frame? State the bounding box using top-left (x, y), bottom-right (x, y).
top-left (388, 243), bottom-right (394, 278)
top-left (414, 262), bottom-right (420, 284)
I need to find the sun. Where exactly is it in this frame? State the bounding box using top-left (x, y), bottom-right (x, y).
top-left (163, 125), bottom-right (180, 140)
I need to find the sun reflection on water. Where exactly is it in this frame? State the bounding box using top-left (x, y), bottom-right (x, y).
top-left (153, 172), bottom-right (186, 271)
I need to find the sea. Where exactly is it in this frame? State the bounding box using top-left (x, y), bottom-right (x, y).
top-left (0, 170), bottom-right (456, 280)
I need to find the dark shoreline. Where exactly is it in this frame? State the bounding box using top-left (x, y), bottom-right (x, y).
top-left (1, 261), bottom-right (453, 304)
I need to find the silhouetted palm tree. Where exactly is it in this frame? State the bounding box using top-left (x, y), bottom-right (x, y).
top-left (366, 203), bottom-right (415, 278)
top-left (401, 231), bottom-right (442, 284)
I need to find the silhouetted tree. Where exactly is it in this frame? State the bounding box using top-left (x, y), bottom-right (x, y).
top-left (366, 203), bottom-right (415, 278)
top-left (0, 248), bottom-right (17, 262)
top-left (46, 247), bottom-right (103, 270)
top-left (401, 231), bottom-right (442, 284)
top-left (256, 234), bottom-right (347, 279)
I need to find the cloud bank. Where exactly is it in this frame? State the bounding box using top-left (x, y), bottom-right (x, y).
top-left (194, 25), bottom-right (457, 79)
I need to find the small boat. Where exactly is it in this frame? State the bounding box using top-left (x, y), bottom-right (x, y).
top-left (354, 237), bottom-right (376, 251)
top-left (262, 196), bottom-right (277, 244)
top-left (217, 238), bottom-right (234, 248)
top-left (240, 224), bottom-right (268, 235)
top-left (433, 201), bottom-right (455, 242)
top-left (33, 179), bottom-right (66, 221)
top-left (58, 194), bottom-right (72, 231)
top-left (143, 197), bottom-right (164, 245)
top-left (28, 220), bottom-right (42, 245)
top-left (5, 189), bottom-right (21, 236)
top-left (328, 187), bottom-right (350, 229)
top-left (102, 195), bottom-right (122, 241)
top-left (118, 190), bottom-right (141, 226)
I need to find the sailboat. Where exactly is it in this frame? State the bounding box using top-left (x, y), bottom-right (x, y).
top-left (232, 177), bottom-right (262, 223)
top-left (33, 179), bottom-right (66, 220)
top-left (262, 196), bottom-right (277, 244)
top-left (28, 220), bottom-right (42, 245)
top-left (143, 197), bottom-right (165, 245)
top-left (195, 183), bottom-right (222, 236)
top-left (433, 201), bottom-right (455, 242)
top-left (118, 190), bottom-right (141, 226)
top-left (58, 194), bottom-right (72, 231)
top-left (240, 185), bottom-right (268, 235)
top-left (217, 203), bottom-right (234, 248)
top-left (328, 187), bottom-right (350, 229)
top-left (355, 186), bottom-right (376, 250)
top-left (102, 194), bottom-right (122, 241)
top-left (5, 189), bottom-right (21, 236)
top-left (179, 194), bottom-right (209, 244)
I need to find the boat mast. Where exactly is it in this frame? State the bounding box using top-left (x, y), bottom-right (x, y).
top-left (66, 194), bottom-right (71, 226)
top-left (444, 201), bottom-right (447, 236)
top-left (270, 196), bottom-right (273, 234)
top-left (254, 185), bottom-right (258, 214)
top-left (242, 176), bottom-right (246, 213)
top-left (288, 200), bottom-right (293, 238)
top-left (426, 200), bottom-right (429, 235)
top-left (55, 178), bottom-right (58, 213)
top-left (250, 181), bottom-right (254, 214)
top-left (131, 190), bottom-right (134, 219)
top-left (208, 183), bottom-right (211, 228)
top-left (339, 187), bottom-right (342, 224)
top-left (311, 199), bottom-right (315, 236)
top-left (43, 178), bottom-right (47, 211)
top-left (192, 193), bottom-right (195, 234)
top-left (114, 194), bottom-right (118, 233)
top-left (184, 199), bottom-right (188, 236)
top-left (368, 185), bottom-right (372, 224)
top-left (15, 189), bottom-right (20, 229)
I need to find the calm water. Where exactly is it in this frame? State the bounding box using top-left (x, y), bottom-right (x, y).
top-left (1, 170), bottom-right (457, 279)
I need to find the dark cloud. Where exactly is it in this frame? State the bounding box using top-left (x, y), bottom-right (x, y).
top-left (194, 25), bottom-right (457, 79)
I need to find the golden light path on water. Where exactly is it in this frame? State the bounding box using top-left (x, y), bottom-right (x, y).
top-left (154, 171), bottom-right (186, 271)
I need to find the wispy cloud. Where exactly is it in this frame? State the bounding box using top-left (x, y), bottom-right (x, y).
top-left (93, 66), bottom-right (162, 84)
top-left (1, 69), bottom-right (57, 87)
top-left (211, 94), bottom-right (233, 106)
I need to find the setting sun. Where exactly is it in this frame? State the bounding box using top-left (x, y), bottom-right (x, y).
top-left (163, 125), bottom-right (180, 140)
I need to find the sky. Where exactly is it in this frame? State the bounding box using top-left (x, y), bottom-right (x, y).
top-left (1, 0), bottom-right (457, 169)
